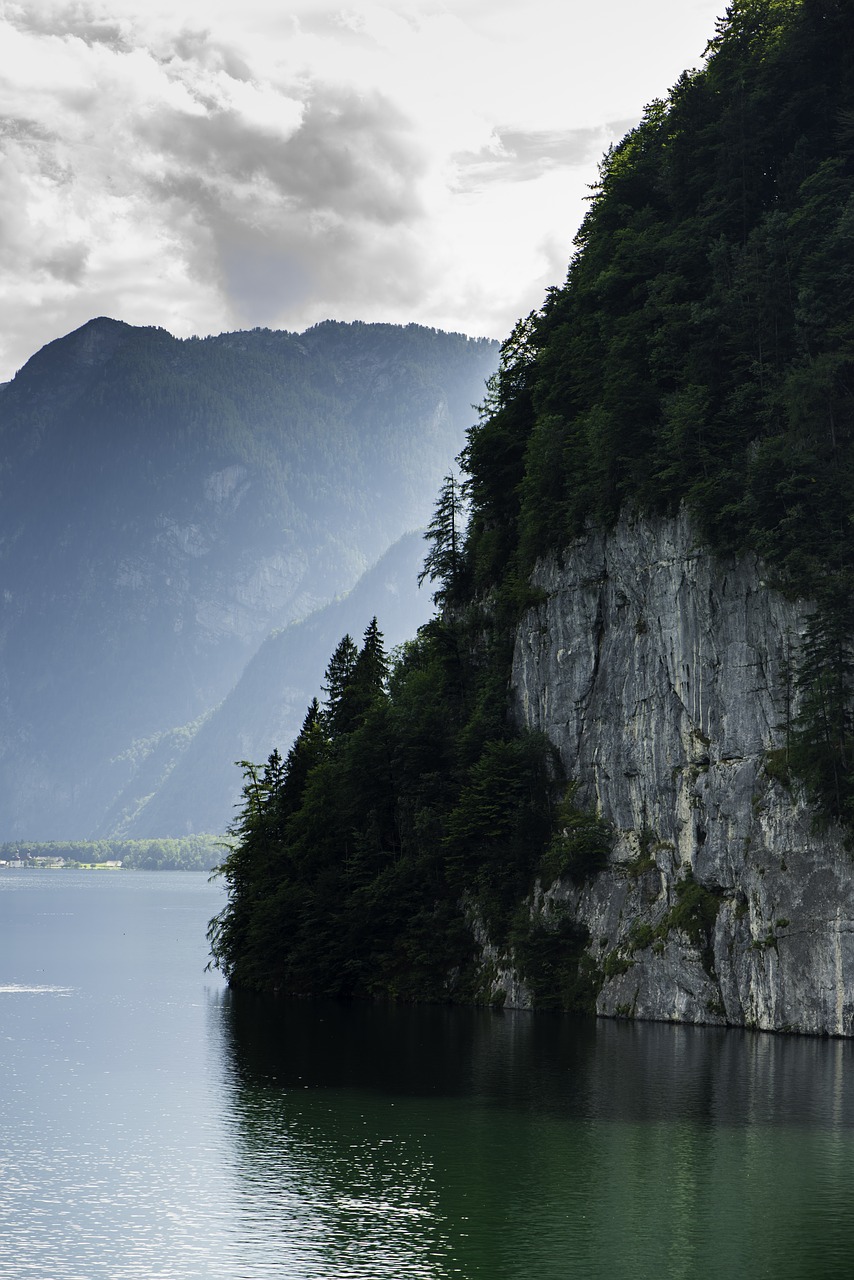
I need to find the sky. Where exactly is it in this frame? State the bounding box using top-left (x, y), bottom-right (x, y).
top-left (0, 0), bottom-right (726, 381)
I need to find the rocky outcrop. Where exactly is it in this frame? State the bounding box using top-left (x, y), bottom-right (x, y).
top-left (508, 510), bottom-right (854, 1036)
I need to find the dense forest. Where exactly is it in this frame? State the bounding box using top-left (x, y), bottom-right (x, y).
top-left (209, 0), bottom-right (854, 1006)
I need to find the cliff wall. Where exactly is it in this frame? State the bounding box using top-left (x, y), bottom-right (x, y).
top-left (508, 511), bottom-right (854, 1036)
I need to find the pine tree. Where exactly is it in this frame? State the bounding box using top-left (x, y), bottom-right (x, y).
top-left (280, 699), bottom-right (327, 816)
top-left (338, 618), bottom-right (389, 734)
top-left (418, 472), bottom-right (464, 602)
top-left (321, 634), bottom-right (358, 737)
top-left (353, 617), bottom-right (388, 696)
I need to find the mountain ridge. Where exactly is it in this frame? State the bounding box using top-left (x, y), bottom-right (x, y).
top-left (0, 316), bottom-right (497, 838)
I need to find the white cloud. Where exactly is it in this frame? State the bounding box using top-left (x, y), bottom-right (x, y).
top-left (0, 0), bottom-right (726, 378)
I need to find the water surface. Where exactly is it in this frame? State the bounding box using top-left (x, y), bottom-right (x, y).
top-left (2, 870), bottom-right (853, 1278)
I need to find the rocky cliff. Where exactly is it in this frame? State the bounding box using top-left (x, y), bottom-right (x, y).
top-left (507, 511), bottom-right (854, 1036)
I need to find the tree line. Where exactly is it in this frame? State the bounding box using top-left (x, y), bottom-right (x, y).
top-left (208, 609), bottom-right (603, 1007)
top-left (0, 836), bottom-right (223, 870)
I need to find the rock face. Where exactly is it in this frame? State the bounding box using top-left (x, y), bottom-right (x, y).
top-left (508, 510), bottom-right (854, 1036)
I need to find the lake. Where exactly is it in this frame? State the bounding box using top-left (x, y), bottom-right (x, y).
top-left (2, 869), bottom-right (854, 1279)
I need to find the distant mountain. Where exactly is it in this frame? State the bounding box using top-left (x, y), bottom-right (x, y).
top-left (0, 317), bottom-right (497, 838)
top-left (109, 530), bottom-right (432, 838)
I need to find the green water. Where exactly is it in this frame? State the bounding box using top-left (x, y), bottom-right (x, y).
top-left (2, 870), bottom-right (853, 1278)
top-left (222, 997), bottom-right (854, 1279)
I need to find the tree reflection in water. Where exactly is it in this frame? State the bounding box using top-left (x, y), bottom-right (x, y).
top-left (209, 996), bottom-right (854, 1280)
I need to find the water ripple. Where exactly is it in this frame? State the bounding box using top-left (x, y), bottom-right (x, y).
top-left (0, 983), bottom-right (74, 995)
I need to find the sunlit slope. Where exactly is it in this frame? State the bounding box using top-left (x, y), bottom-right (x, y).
top-left (103, 532), bottom-right (433, 838)
top-left (0, 317), bottom-right (496, 838)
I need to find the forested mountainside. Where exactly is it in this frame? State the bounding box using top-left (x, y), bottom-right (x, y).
top-left (109, 532), bottom-right (433, 839)
top-left (0, 318), bottom-right (497, 839)
top-left (210, 0), bottom-right (854, 1030)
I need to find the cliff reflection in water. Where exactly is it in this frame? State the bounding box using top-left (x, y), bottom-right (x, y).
top-left (212, 997), bottom-right (854, 1280)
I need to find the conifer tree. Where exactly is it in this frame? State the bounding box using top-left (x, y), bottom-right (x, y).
top-left (353, 617), bottom-right (388, 696)
top-left (418, 472), bottom-right (464, 602)
top-left (791, 580), bottom-right (854, 826)
top-left (321, 634), bottom-right (358, 737)
top-left (280, 699), bottom-right (327, 815)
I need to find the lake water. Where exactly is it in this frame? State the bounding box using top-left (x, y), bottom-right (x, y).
top-left (3, 870), bottom-right (854, 1279)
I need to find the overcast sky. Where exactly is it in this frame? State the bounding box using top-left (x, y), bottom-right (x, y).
top-left (0, 0), bottom-right (726, 380)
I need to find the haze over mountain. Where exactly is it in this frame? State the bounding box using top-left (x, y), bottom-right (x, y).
top-left (0, 317), bottom-right (497, 839)
top-left (103, 531), bottom-right (432, 839)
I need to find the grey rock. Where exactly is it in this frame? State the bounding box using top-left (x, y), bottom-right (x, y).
top-left (506, 510), bottom-right (854, 1036)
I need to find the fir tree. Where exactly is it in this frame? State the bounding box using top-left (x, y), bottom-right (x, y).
top-left (418, 472), bottom-right (465, 602)
top-left (321, 634), bottom-right (358, 737)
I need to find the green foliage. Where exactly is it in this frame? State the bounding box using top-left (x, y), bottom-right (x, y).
top-left (789, 579), bottom-right (854, 828)
top-left (208, 603), bottom-right (582, 998)
top-left (510, 907), bottom-right (598, 1013)
top-left (444, 734), bottom-right (558, 940)
top-left (455, 0), bottom-right (854, 832)
top-left (664, 871), bottom-right (724, 974)
top-left (626, 921), bottom-right (657, 953)
top-left (418, 472), bottom-right (466, 603)
top-left (0, 836), bottom-right (222, 870)
top-left (602, 950), bottom-right (634, 980)
top-left (538, 783), bottom-right (613, 883)
top-left (764, 747), bottom-right (793, 789)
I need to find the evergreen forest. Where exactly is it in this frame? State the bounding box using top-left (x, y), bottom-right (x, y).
top-left (210, 0), bottom-right (854, 1006)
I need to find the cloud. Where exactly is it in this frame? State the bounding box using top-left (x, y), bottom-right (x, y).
top-left (0, 0), bottom-right (727, 379)
top-left (0, 6), bottom-right (446, 371)
top-left (135, 71), bottom-right (432, 327)
top-left (42, 242), bottom-right (90, 283)
top-left (7, 1), bottom-right (130, 50)
top-left (453, 123), bottom-right (638, 192)
top-left (144, 85), bottom-right (419, 226)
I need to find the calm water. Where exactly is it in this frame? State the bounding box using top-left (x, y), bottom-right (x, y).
top-left (2, 871), bottom-right (854, 1279)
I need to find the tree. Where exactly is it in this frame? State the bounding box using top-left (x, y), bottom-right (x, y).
top-left (418, 472), bottom-right (465, 602)
top-left (353, 616), bottom-right (389, 697)
top-left (790, 580), bottom-right (854, 827)
top-left (344, 618), bottom-right (389, 732)
top-left (320, 621), bottom-right (390, 739)
top-left (321, 634), bottom-right (358, 737)
top-left (280, 699), bottom-right (327, 816)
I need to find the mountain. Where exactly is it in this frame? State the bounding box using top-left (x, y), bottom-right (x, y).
top-left (0, 318), bottom-right (497, 838)
top-left (209, 0), bottom-right (854, 1036)
top-left (104, 531), bottom-right (434, 838)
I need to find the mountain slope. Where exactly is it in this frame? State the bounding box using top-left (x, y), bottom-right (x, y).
top-left (0, 318), bottom-right (497, 838)
top-left (105, 531), bottom-right (434, 838)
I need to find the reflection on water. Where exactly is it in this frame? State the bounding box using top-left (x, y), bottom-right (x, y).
top-left (4, 872), bottom-right (854, 1279)
top-left (215, 995), bottom-right (854, 1280)
top-left (219, 993), bottom-right (854, 1127)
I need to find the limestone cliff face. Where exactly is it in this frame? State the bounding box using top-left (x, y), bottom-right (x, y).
top-left (508, 511), bottom-right (854, 1036)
